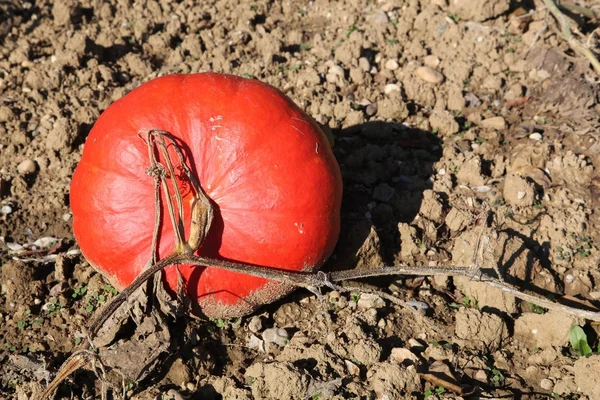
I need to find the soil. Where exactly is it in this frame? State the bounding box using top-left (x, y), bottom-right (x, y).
top-left (1, 0), bottom-right (600, 399)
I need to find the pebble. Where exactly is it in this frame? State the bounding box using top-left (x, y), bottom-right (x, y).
top-left (185, 382), bottom-right (195, 391)
top-left (391, 347), bottom-right (419, 364)
top-left (357, 293), bottom-right (386, 310)
top-left (1, 205), bottom-right (13, 215)
top-left (529, 132), bottom-right (542, 141)
top-left (423, 55), bottom-right (440, 68)
top-left (17, 159), bottom-right (37, 175)
top-left (358, 57), bottom-right (370, 72)
top-left (416, 66), bottom-right (444, 84)
top-left (248, 316), bottom-right (263, 333)
top-left (385, 59), bottom-right (399, 70)
top-left (475, 369), bottom-right (487, 381)
top-left (384, 83), bottom-right (400, 95)
top-left (365, 103), bottom-right (378, 116)
top-left (345, 359), bottom-right (360, 376)
top-left (540, 378), bottom-right (554, 391)
top-left (408, 338), bottom-right (425, 352)
top-left (262, 327), bottom-right (289, 346)
top-left (480, 116), bottom-right (506, 130)
top-left (329, 65), bottom-right (344, 78)
top-left (589, 291), bottom-right (600, 300)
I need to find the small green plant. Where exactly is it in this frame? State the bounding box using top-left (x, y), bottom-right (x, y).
top-left (462, 78), bottom-right (470, 87)
top-left (475, 136), bottom-right (485, 144)
top-left (311, 392), bottom-right (322, 400)
top-left (346, 25), bottom-right (359, 38)
top-left (424, 385), bottom-right (446, 397)
top-left (489, 367), bottom-right (506, 386)
top-left (45, 298), bottom-right (64, 317)
top-left (448, 13), bottom-right (461, 23)
top-left (350, 293), bottom-right (360, 304)
top-left (431, 129), bottom-right (439, 135)
top-left (300, 43), bottom-right (312, 51)
top-left (72, 285), bottom-right (88, 299)
top-left (528, 302), bottom-right (548, 314)
top-left (104, 284), bottom-right (118, 295)
top-left (386, 37), bottom-right (398, 45)
top-left (556, 247), bottom-right (572, 262)
top-left (493, 197), bottom-right (506, 206)
top-left (461, 296), bottom-right (479, 309)
top-left (533, 201), bottom-right (545, 210)
top-left (17, 309), bottom-right (42, 330)
top-left (569, 325), bottom-right (592, 357)
top-left (210, 317), bottom-right (242, 329)
top-left (241, 73), bottom-right (255, 79)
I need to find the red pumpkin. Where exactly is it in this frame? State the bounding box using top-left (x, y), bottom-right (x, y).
top-left (70, 73), bottom-right (343, 318)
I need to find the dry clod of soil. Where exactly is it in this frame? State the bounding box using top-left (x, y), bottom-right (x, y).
top-left (429, 110), bottom-right (459, 135)
top-left (503, 174), bottom-right (536, 207)
top-left (574, 355), bottom-right (600, 398)
top-left (514, 310), bottom-right (578, 348)
top-left (245, 362), bottom-right (311, 400)
top-left (480, 116), bottom-right (507, 130)
top-left (448, 0), bottom-right (509, 21)
top-left (454, 308), bottom-right (509, 350)
top-left (369, 363), bottom-right (421, 399)
top-left (398, 223), bottom-right (421, 258)
top-left (457, 155), bottom-right (486, 187)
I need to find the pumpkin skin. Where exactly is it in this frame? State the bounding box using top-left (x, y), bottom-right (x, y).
top-left (70, 73), bottom-right (343, 318)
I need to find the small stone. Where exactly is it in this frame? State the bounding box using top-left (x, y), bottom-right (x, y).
top-left (1, 205), bottom-right (12, 215)
top-left (34, 298), bottom-right (41, 305)
top-left (540, 378), bottom-right (554, 391)
top-left (262, 327), bottom-right (289, 346)
top-left (384, 83), bottom-right (400, 95)
top-left (329, 65), bottom-right (344, 78)
top-left (185, 382), bottom-right (195, 391)
top-left (358, 57), bottom-right (370, 72)
top-left (357, 293), bottom-right (385, 310)
top-left (529, 132), bottom-right (542, 141)
top-left (385, 59), bottom-right (399, 70)
top-left (480, 116), bottom-right (506, 130)
top-left (248, 334), bottom-right (265, 352)
top-left (365, 103), bottom-right (378, 116)
top-left (408, 338), bottom-right (425, 352)
top-left (62, 213), bottom-right (71, 222)
top-left (589, 291), bottom-right (600, 300)
top-left (390, 348), bottom-right (418, 365)
top-left (345, 359), bottom-right (360, 376)
top-left (0, 106), bottom-right (14, 122)
top-left (248, 316), bottom-right (262, 333)
top-left (416, 66), bottom-right (444, 84)
top-left (423, 55), bottom-right (440, 68)
top-left (517, 191), bottom-right (526, 200)
top-left (17, 159), bottom-right (37, 175)
top-left (475, 369), bottom-right (487, 381)
top-left (372, 183), bottom-right (395, 202)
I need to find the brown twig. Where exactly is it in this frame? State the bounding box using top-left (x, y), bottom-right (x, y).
top-left (543, 0), bottom-right (600, 74)
top-left (40, 128), bottom-right (600, 398)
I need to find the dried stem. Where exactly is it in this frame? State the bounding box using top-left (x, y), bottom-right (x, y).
top-left (543, 0), bottom-right (600, 74)
top-left (40, 128), bottom-right (600, 398)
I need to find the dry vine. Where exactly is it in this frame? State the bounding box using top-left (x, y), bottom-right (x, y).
top-left (39, 129), bottom-right (600, 399)
top-left (543, 0), bottom-right (600, 74)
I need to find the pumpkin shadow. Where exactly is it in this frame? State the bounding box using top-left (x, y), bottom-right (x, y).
top-left (325, 121), bottom-right (442, 273)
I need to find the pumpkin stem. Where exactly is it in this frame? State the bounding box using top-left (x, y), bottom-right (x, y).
top-left (141, 130), bottom-right (214, 255)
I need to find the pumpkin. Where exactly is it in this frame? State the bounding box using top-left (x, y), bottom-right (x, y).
top-left (70, 73), bottom-right (343, 318)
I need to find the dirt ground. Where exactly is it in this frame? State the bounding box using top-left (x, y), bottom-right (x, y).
top-left (1, 0), bottom-right (600, 398)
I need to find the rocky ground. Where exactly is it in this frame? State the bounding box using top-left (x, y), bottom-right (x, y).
top-left (1, 0), bottom-right (600, 399)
